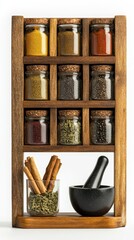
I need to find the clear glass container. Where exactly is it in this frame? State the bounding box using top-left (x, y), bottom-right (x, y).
top-left (90, 19), bottom-right (114, 56)
top-left (90, 65), bottom-right (114, 100)
top-left (58, 110), bottom-right (82, 145)
top-left (25, 18), bottom-right (49, 56)
top-left (58, 65), bottom-right (81, 100)
top-left (24, 110), bottom-right (49, 145)
top-left (27, 179), bottom-right (59, 216)
top-left (25, 65), bottom-right (49, 100)
top-left (90, 110), bottom-right (114, 144)
top-left (58, 18), bottom-right (81, 56)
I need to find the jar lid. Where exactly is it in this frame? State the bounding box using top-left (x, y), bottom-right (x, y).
top-left (58, 65), bottom-right (80, 72)
top-left (91, 110), bottom-right (113, 117)
top-left (58, 18), bottom-right (81, 25)
top-left (91, 65), bottom-right (113, 72)
top-left (91, 18), bottom-right (113, 25)
top-left (25, 18), bottom-right (48, 25)
top-left (26, 65), bottom-right (48, 72)
top-left (59, 110), bottom-right (81, 117)
top-left (26, 110), bottom-right (48, 117)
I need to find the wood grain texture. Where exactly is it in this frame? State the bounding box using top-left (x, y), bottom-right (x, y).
top-left (23, 145), bottom-right (114, 152)
top-left (24, 56), bottom-right (115, 64)
top-left (50, 18), bottom-right (57, 56)
top-left (82, 109), bottom-right (89, 145)
top-left (12, 16), bottom-right (24, 227)
top-left (16, 214), bottom-right (123, 228)
top-left (82, 18), bottom-right (89, 56)
top-left (49, 19), bottom-right (57, 100)
top-left (50, 109), bottom-right (57, 145)
top-left (114, 16), bottom-right (126, 226)
top-left (50, 65), bottom-right (57, 100)
top-left (23, 100), bottom-right (115, 108)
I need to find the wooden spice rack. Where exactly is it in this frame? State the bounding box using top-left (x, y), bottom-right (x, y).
top-left (12, 16), bottom-right (126, 228)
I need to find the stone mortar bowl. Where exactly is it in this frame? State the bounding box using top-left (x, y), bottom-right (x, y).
top-left (69, 185), bottom-right (114, 216)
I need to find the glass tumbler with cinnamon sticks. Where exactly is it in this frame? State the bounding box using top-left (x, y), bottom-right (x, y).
top-left (27, 179), bottom-right (59, 216)
top-left (25, 155), bottom-right (61, 216)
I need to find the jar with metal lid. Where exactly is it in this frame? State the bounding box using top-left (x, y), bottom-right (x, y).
top-left (58, 18), bottom-right (81, 56)
top-left (90, 19), bottom-right (114, 55)
top-left (90, 65), bottom-right (114, 100)
top-left (90, 110), bottom-right (114, 144)
top-left (58, 65), bottom-right (81, 100)
top-left (25, 110), bottom-right (49, 145)
top-left (25, 18), bottom-right (49, 56)
top-left (25, 65), bottom-right (49, 100)
top-left (58, 110), bottom-right (82, 145)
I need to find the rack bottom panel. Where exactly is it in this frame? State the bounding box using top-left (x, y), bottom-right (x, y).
top-left (16, 213), bottom-right (123, 228)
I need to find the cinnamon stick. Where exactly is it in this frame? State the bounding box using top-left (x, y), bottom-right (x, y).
top-left (23, 166), bottom-right (41, 194)
top-left (48, 158), bottom-right (62, 192)
top-left (25, 156), bottom-right (32, 172)
top-left (43, 155), bottom-right (58, 188)
top-left (29, 157), bottom-right (46, 194)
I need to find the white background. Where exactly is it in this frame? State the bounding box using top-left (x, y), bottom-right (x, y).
top-left (0, 0), bottom-right (133, 239)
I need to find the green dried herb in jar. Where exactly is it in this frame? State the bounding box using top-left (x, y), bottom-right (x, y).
top-left (58, 110), bottom-right (82, 145)
top-left (25, 65), bottom-right (49, 100)
top-left (27, 179), bottom-right (59, 216)
top-left (58, 18), bottom-right (81, 56)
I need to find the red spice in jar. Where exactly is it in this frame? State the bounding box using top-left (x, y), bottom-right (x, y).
top-left (24, 110), bottom-right (49, 145)
top-left (90, 19), bottom-right (114, 56)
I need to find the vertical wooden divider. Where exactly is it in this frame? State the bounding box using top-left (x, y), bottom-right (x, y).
top-left (12, 16), bottom-right (24, 226)
top-left (50, 19), bottom-right (57, 145)
top-left (82, 19), bottom-right (90, 145)
top-left (114, 16), bottom-right (126, 225)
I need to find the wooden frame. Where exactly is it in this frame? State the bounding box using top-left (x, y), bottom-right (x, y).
top-left (12, 16), bottom-right (126, 228)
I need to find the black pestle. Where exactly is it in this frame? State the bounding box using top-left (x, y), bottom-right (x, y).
top-left (83, 156), bottom-right (109, 188)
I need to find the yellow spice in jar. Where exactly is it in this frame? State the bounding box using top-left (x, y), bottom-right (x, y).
top-left (25, 29), bottom-right (48, 56)
top-left (25, 74), bottom-right (49, 100)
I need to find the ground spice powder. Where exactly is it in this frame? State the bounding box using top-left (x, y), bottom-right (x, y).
top-left (25, 18), bottom-right (49, 56)
top-left (25, 65), bottom-right (49, 100)
top-left (90, 19), bottom-right (114, 55)
top-left (58, 19), bottom-right (81, 56)
top-left (25, 110), bottom-right (49, 145)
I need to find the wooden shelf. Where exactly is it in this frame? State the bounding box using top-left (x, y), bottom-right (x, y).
top-left (23, 145), bottom-right (115, 152)
top-left (16, 213), bottom-right (123, 228)
top-left (24, 100), bottom-right (115, 108)
top-left (12, 16), bottom-right (126, 229)
top-left (24, 56), bottom-right (115, 65)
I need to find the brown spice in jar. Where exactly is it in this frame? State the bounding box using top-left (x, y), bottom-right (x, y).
top-left (58, 19), bottom-right (81, 56)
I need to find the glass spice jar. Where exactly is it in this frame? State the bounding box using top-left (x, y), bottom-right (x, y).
top-left (90, 19), bottom-right (114, 55)
top-left (58, 65), bottom-right (81, 100)
top-left (90, 65), bottom-right (114, 100)
top-left (25, 18), bottom-right (49, 56)
top-left (27, 179), bottom-right (59, 216)
top-left (90, 110), bottom-right (114, 145)
top-left (25, 65), bottom-right (49, 100)
top-left (25, 110), bottom-right (49, 145)
top-left (58, 110), bottom-right (82, 145)
top-left (58, 18), bottom-right (81, 56)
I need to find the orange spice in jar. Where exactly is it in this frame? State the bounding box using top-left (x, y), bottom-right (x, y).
top-left (90, 19), bottom-right (114, 56)
top-left (25, 18), bottom-right (49, 56)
